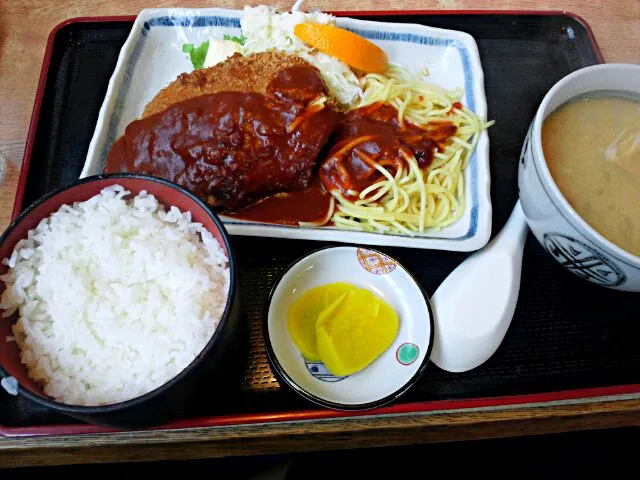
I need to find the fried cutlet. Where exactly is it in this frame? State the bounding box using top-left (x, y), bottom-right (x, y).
top-left (105, 54), bottom-right (340, 211)
top-left (142, 51), bottom-right (309, 118)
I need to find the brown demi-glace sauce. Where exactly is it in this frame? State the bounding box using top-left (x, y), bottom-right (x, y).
top-left (320, 102), bottom-right (457, 201)
top-left (105, 67), bottom-right (458, 226)
top-left (105, 66), bottom-right (339, 212)
top-left (225, 179), bottom-right (332, 226)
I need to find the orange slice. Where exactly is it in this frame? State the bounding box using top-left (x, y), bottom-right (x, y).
top-left (293, 23), bottom-right (388, 74)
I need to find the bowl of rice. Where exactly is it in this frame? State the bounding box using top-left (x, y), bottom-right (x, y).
top-left (0, 174), bottom-right (242, 428)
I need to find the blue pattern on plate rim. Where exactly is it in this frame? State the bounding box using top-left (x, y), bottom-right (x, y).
top-left (304, 360), bottom-right (348, 382)
top-left (100, 14), bottom-right (480, 241)
top-left (144, 15), bottom-right (241, 29)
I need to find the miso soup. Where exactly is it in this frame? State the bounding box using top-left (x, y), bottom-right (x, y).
top-left (542, 91), bottom-right (640, 257)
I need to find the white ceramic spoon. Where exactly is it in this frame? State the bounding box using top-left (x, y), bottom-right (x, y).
top-left (430, 201), bottom-right (528, 373)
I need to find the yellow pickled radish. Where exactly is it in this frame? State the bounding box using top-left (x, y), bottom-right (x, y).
top-left (316, 288), bottom-right (399, 376)
top-left (287, 282), bottom-right (356, 360)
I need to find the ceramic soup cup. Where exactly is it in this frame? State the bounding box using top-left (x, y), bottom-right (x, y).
top-left (518, 63), bottom-right (640, 292)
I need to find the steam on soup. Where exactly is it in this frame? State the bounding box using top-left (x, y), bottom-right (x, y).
top-left (542, 91), bottom-right (640, 257)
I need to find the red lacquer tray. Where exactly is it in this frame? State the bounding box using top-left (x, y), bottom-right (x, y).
top-left (4, 11), bottom-right (639, 439)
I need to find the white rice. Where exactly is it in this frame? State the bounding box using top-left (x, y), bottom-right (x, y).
top-left (0, 185), bottom-right (230, 406)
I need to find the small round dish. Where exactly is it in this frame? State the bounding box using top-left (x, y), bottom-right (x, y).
top-left (264, 246), bottom-right (433, 410)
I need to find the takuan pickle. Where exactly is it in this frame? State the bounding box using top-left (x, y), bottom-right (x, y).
top-left (287, 282), bottom-right (399, 376)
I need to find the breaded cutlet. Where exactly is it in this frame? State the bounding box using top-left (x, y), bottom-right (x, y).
top-left (142, 51), bottom-right (309, 118)
top-left (107, 53), bottom-right (340, 211)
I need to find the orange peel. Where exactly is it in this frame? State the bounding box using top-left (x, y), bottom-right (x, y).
top-left (293, 23), bottom-right (388, 73)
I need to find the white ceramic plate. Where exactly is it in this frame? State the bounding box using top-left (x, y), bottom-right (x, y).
top-left (81, 8), bottom-right (491, 251)
top-left (265, 246), bottom-right (433, 409)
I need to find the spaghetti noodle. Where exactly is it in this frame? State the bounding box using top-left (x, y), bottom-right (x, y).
top-left (324, 65), bottom-right (493, 235)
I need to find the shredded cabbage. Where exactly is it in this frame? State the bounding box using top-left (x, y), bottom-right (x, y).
top-left (240, 5), bottom-right (362, 107)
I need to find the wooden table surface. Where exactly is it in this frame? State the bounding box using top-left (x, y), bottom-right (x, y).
top-left (0, 0), bottom-right (639, 469)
